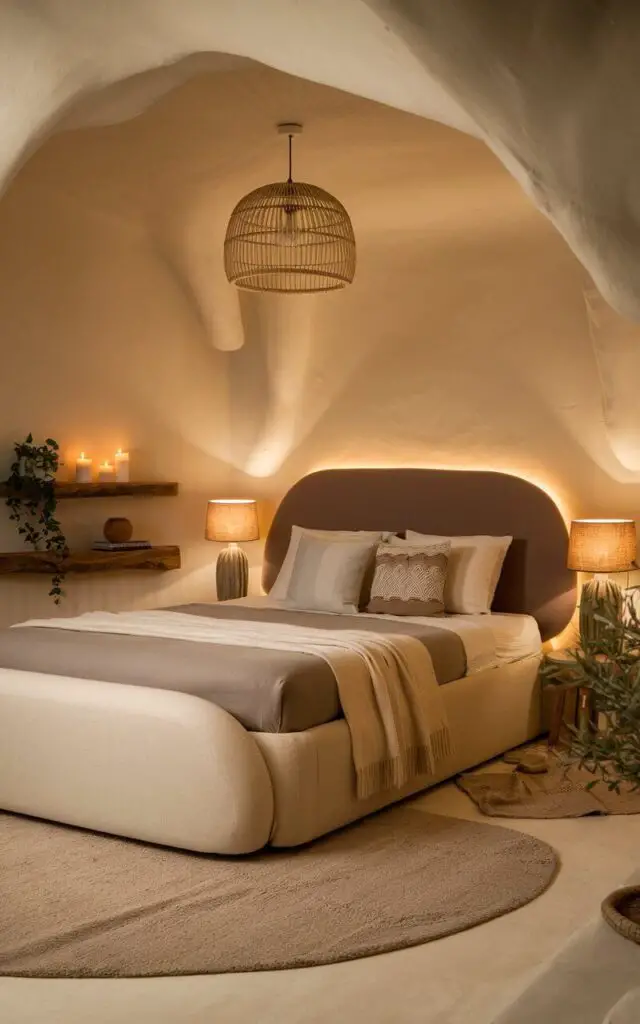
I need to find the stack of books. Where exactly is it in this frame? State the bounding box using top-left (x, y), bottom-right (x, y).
top-left (92, 540), bottom-right (152, 552)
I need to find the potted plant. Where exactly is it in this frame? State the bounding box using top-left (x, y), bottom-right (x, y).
top-left (546, 592), bottom-right (640, 942)
top-left (556, 594), bottom-right (640, 789)
top-left (4, 434), bottom-right (68, 602)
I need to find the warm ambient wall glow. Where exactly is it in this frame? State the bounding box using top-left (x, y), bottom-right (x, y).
top-left (307, 460), bottom-right (579, 652)
top-left (4, 60), bottom-right (640, 630)
top-left (309, 460), bottom-right (572, 526)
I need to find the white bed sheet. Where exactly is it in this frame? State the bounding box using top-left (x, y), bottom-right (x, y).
top-left (478, 612), bottom-right (542, 664)
top-left (237, 597), bottom-right (541, 677)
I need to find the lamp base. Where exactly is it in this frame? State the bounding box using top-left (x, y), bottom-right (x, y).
top-left (216, 543), bottom-right (249, 601)
top-left (579, 576), bottom-right (623, 649)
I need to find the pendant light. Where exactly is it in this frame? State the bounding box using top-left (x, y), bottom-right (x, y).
top-left (223, 123), bottom-right (356, 293)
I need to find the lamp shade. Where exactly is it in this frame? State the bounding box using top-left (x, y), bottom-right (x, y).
top-left (205, 499), bottom-right (259, 543)
top-left (567, 518), bottom-right (636, 572)
top-left (224, 181), bottom-right (356, 293)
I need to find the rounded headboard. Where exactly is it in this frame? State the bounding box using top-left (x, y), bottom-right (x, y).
top-left (262, 468), bottom-right (576, 641)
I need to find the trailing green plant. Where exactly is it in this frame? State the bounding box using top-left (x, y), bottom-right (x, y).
top-left (4, 434), bottom-right (67, 603)
top-left (541, 592), bottom-right (640, 791)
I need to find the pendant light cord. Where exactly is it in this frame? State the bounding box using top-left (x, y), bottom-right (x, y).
top-left (287, 133), bottom-right (293, 183)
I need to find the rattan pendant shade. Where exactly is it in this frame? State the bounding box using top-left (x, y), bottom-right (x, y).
top-left (224, 124), bottom-right (356, 293)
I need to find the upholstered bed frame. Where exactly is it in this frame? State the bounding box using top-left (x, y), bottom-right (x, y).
top-left (0, 469), bottom-right (576, 854)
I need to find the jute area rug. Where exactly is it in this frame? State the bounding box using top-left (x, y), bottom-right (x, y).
top-left (0, 806), bottom-right (558, 978)
top-left (458, 746), bottom-right (640, 819)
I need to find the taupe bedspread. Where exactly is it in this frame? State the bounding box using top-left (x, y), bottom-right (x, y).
top-left (0, 603), bottom-right (466, 733)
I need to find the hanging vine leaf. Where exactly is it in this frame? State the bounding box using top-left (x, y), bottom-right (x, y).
top-left (3, 435), bottom-right (68, 603)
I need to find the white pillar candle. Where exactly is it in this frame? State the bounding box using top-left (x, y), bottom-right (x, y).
top-left (75, 452), bottom-right (92, 483)
top-left (98, 461), bottom-right (116, 483)
top-left (114, 448), bottom-right (130, 482)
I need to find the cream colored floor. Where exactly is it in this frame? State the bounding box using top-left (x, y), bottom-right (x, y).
top-left (2, 780), bottom-right (640, 1024)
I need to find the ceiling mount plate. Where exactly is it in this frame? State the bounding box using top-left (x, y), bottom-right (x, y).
top-left (277, 122), bottom-right (303, 135)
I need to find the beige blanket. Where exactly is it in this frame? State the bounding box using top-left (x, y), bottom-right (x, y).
top-left (15, 610), bottom-right (452, 799)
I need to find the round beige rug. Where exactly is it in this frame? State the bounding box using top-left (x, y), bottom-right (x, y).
top-left (0, 807), bottom-right (558, 977)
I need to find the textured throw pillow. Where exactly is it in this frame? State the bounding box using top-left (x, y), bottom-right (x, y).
top-left (283, 533), bottom-right (378, 614)
top-left (402, 531), bottom-right (512, 614)
top-left (269, 526), bottom-right (389, 602)
top-left (366, 542), bottom-right (450, 616)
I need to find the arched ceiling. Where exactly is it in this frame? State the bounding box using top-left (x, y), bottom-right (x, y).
top-left (1, 0), bottom-right (640, 319)
top-left (13, 62), bottom-right (530, 354)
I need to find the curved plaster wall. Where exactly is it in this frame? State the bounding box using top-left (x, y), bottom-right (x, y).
top-left (2, 0), bottom-right (640, 323)
top-left (1, 62), bottom-right (639, 627)
top-left (2, 10), bottom-right (640, 624)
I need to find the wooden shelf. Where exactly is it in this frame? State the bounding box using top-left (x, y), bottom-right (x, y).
top-left (0, 481), bottom-right (179, 499)
top-left (0, 547), bottom-right (181, 574)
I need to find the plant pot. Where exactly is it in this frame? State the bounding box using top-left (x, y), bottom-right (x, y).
top-left (602, 886), bottom-right (640, 944)
top-left (103, 517), bottom-right (133, 543)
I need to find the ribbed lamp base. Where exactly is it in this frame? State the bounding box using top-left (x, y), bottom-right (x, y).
top-left (579, 576), bottom-right (623, 649)
top-left (216, 544), bottom-right (249, 601)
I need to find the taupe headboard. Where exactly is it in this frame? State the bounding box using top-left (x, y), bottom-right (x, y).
top-left (262, 468), bottom-right (576, 641)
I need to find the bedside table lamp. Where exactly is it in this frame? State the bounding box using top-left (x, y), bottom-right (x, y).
top-left (206, 499), bottom-right (259, 601)
top-left (567, 518), bottom-right (637, 646)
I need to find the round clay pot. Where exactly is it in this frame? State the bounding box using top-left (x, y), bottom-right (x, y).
top-left (103, 517), bottom-right (133, 543)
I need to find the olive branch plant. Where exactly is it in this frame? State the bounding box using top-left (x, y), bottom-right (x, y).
top-left (541, 591), bottom-right (640, 791)
top-left (4, 434), bottom-right (68, 603)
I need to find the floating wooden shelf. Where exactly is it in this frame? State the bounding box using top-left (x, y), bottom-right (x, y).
top-left (0, 481), bottom-right (179, 499)
top-left (0, 547), bottom-right (181, 574)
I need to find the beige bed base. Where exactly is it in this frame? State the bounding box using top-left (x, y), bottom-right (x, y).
top-left (0, 655), bottom-right (541, 854)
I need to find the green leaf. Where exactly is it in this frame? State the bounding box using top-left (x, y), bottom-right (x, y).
top-left (4, 433), bottom-right (67, 604)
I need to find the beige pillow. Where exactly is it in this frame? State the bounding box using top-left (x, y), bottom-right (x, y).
top-left (402, 531), bottom-right (512, 614)
top-left (367, 542), bottom-right (450, 616)
top-left (283, 533), bottom-right (378, 614)
top-left (269, 526), bottom-right (388, 602)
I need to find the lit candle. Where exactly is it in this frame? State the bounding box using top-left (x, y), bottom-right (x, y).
top-left (98, 461), bottom-right (116, 483)
top-left (114, 448), bottom-right (130, 482)
top-left (75, 452), bottom-right (92, 484)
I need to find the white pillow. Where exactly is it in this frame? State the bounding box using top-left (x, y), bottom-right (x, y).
top-left (269, 526), bottom-right (387, 601)
top-left (282, 533), bottom-right (378, 614)
top-left (401, 531), bottom-right (512, 614)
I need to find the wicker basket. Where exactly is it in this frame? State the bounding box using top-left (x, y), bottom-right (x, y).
top-left (601, 886), bottom-right (640, 944)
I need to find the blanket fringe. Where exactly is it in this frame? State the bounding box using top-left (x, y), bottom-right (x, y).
top-left (356, 726), bottom-right (453, 800)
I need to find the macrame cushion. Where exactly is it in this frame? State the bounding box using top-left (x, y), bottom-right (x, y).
top-left (366, 542), bottom-right (450, 616)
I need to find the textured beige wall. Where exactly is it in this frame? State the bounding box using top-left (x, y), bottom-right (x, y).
top-left (4, 1), bottom-right (640, 323)
top-left (0, 66), bottom-right (637, 623)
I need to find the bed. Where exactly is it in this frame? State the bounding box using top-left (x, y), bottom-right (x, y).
top-left (0, 468), bottom-right (576, 854)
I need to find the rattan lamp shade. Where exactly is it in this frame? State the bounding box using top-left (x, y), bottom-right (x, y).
top-left (567, 519), bottom-right (636, 572)
top-left (224, 123), bottom-right (356, 294)
top-left (224, 181), bottom-right (356, 293)
top-left (205, 499), bottom-right (259, 543)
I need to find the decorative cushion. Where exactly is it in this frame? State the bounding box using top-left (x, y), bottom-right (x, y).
top-left (269, 526), bottom-right (389, 603)
top-left (401, 531), bottom-right (512, 614)
top-left (366, 542), bottom-right (450, 616)
top-left (283, 533), bottom-right (379, 614)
